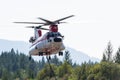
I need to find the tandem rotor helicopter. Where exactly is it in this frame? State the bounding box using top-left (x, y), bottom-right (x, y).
top-left (14, 15), bottom-right (74, 60)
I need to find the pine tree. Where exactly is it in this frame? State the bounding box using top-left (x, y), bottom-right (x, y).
top-left (11, 48), bottom-right (15, 54)
top-left (101, 53), bottom-right (107, 62)
top-left (50, 55), bottom-right (61, 66)
top-left (102, 41), bottom-right (113, 62)
top-left (0, 49), bottom-right (39, 79)
top-left (41, 57), bottom-right (45, 68)
top-left (114, 47), bottom-right (120, 64)
top-left (64, 51), bottom-right (72, 65)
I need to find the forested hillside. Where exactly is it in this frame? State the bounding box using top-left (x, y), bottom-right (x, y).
top-left (0, 49), bottom-right (76, 80)
top-left (0, 42), bottom-right (120, 80)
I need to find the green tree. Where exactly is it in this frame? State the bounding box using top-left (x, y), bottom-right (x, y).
top-left (0, 49), bottom-right (39, 80)
top-left (87, 74), bottom-right (95, 80)
top-left (57, 61), bottom-right (72, 78)
top-left (64, 51), bottom-right (72, 65)
top-left (50, 55), bottom-right (62, 66)
top-left (114, 47), bottom-right (120, 64)
top-left (11, 48), bottom-right (15, 54)
top-left (41, 57), bottom-right (45, 67)
top-left (36, 64), bottom-right (57, 80)
top-left (100, 62), bottom-right (120, 80)
top-left (102, 53), bottom-right (107, 62)
top-left (102, 41), bottom-right (113, 62)
top-left (89, 62), bottom-right (120, 80)
top-left (2, 68), bottom-right (13, 80)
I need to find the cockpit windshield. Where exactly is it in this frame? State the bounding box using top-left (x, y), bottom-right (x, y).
top-left (47, 32), bottom-right (62, 38)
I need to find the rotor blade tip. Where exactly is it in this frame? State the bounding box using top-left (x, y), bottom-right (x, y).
top-left (71, 15), bottom-right (75, 17)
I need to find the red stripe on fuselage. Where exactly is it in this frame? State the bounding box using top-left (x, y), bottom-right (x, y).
top-left (31, 37), bottom-right (47, 47)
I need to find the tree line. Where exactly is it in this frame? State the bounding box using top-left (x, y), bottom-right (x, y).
top-left (0, 41), bottom-right (120, 80)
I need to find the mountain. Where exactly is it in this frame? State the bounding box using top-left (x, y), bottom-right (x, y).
top-left (0, 39), bottom-right (100, 64)
top-left (66, 47), bottom-right (100, 64)
top-left (0, 39), bottom-right (30, 54)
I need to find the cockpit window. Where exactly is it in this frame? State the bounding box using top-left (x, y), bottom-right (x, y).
top-left (47, 32), bottom-right (62, 38)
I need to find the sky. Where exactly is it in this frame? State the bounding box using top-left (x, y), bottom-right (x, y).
top-left (0, 0), bottom-right (120, 59)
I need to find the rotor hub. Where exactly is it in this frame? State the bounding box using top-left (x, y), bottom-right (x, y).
top-left (49, 25), bottom-right (58, 32)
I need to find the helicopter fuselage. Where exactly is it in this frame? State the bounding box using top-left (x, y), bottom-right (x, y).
top-left (29, 32), bottom-right (65, 56)
top-left (14, 15), bottom-right (74, 58)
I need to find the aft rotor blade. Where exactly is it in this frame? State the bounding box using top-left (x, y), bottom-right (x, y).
top-left (26, 26), bottom-right (35, 28)
top-left (37, 17), bottom-right (53, 23)
top-left (14, 22), bottom-right (45, 24)
top-left (54, 15), bottom-right (75, 23)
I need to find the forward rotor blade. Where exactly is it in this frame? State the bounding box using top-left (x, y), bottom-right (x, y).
top-left (54, 15), bottom-right (75, 23)
top-left (58, 22), bottom-right (67, 24)
top-left (14, 22), bottom-right (45, 24)
top-left (40, 28), bottom-right (49, 30)
top-left (26, 26), bottom-right (49, 30)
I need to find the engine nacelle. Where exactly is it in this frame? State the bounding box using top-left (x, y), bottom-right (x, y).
top-left (37, 30), bottom-right (42, 37)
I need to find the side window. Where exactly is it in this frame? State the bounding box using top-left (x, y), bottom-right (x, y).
top-left (51, 33), bottom-right (54, 37)
top-left (54, 33), bottom-right (57, 37)
top-left (47, 32), bottom-right (54, 39)
top-left (47, 32), bottom-right (62, 38)
top-left (58, 32), bottom-right (62, 37)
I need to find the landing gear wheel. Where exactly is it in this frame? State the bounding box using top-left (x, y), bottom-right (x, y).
top-left (35, 46), bottom-right (37, 49)
top-left (39, 52), bottom-right (43, 56)
top-left (29, 55), bottom-right (31, 60)
top-left (59, 52), bottom-right (63, 56)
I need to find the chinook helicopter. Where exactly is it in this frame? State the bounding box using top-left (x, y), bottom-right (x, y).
top-left (14, 15), bottom-right (74, 60)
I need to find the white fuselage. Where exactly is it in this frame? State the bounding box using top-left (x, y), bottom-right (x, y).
top-left (29, 32), bottom-right (65, 56)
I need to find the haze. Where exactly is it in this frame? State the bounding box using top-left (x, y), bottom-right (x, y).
top-left (0, 0), bottom-right (120, 59)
